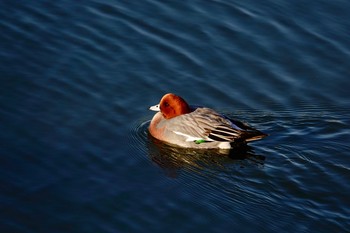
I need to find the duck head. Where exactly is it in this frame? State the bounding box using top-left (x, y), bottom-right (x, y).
top-left (149, 93), bottom-right (191, 119)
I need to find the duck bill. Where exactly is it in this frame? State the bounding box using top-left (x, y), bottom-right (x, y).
top-left (149, 104), bottom-right (160, 111)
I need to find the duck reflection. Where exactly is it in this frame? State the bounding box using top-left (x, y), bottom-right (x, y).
top-left (147, 134), bottom-right (265, 177)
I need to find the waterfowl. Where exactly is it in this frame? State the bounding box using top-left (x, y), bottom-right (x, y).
top-left (149, 93), bottom-right (267, 149)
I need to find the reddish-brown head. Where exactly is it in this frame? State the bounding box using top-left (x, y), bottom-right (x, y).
top-left (159, 93), bottom-right (191, 119)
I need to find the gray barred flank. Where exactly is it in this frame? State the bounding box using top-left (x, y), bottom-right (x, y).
top-left (195, 117), bottom-right (215, 127)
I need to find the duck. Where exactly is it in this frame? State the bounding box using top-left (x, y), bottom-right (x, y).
top-left (149, 93), bottom-right (267, 149)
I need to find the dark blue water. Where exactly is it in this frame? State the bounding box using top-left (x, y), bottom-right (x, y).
top-left (1, 1), bottom-right (350, 232)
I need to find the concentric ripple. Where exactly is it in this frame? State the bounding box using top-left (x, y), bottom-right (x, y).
top-left (1, 0), bottom-right (350, 232)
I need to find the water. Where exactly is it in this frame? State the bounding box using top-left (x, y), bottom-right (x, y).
top-left (1, 0), bottom-right (350, 232)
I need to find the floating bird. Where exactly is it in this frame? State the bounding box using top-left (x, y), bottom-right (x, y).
top-left (149, 93), bottom-right (267, 149)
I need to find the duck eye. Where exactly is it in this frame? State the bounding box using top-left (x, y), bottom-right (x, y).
top-left (164, 102), bottom-right (169, 107)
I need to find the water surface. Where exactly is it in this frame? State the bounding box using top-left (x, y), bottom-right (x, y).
top-left (1, 0), bottom-right (350, 232)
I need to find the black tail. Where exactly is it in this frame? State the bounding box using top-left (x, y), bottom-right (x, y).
top-left (228, 118), bottom-right (268, 143)
top-left (242, 130), bottom-right (268, 142)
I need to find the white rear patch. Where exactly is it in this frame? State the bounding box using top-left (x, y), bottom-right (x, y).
top-left (218, 142), bottom-right (231, 149)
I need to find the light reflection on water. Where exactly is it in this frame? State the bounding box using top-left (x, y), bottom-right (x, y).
top-left (1, 0), bottom-right (350, 232)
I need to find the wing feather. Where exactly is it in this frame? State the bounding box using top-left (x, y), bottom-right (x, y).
top-left (166, 107), bottom-right (267, 143)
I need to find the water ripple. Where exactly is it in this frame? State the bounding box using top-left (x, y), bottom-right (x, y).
top-left (127, 107), bottom-right (350, 231)
top-left (1, 0), bottom-right (350, 232)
